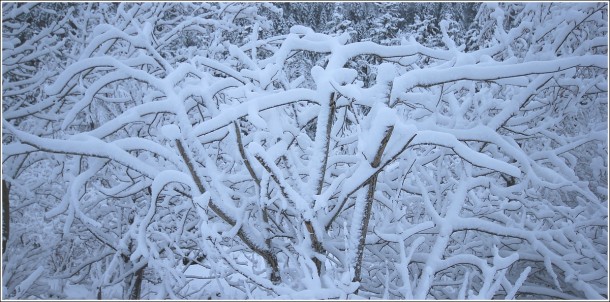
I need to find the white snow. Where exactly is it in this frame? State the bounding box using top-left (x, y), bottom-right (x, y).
top-left (160, 124), bottom-right (181, 140)
top-left (3, 2), bottom-right (607, 300)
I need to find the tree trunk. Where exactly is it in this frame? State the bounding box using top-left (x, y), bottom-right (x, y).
top-left (352, 126), bottom-right (394, 284)
top-left (2, 179), bottom-right (9, 254)
top-left (307, 92), bottom-right (336, 275)
top-left (352, 174), bottom-right (378, 284)
top-left (305, 220), bottom-right (324, 275)
top-left (129, 264), bottom-right (146, 300)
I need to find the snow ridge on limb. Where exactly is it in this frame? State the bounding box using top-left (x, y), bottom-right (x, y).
top-left (389, 55), bottom-right (607, 107)
top-left (4, 121), bottom-right (160, 179)
top-left (190, 88), bottom-right (319, 137)
top-left (412, 130), bottom-right (521, 178)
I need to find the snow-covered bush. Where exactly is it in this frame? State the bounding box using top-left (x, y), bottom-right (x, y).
top-left (2, 2), bottom-right (607, 299)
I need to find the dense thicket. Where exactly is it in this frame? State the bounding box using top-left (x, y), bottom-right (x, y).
top-left (2, 2), bottom-right (607, 299)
